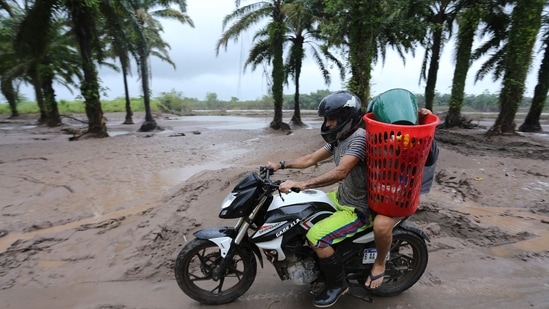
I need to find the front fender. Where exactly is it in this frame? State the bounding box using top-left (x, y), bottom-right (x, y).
top-left (192, 227), bottom-right (264, 267)
top-left (194, 226), bottom-right (236, 239)
top-left (193, 227), bottom-right (236, 258)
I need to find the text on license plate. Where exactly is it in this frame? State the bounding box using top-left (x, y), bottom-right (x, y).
top-left (362, 248), bottom-right (390, 264)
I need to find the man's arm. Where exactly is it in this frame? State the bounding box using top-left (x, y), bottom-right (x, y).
top-left (279, 154), bottom-right (360, 193)
top-left (268, 146), bottom-right (332, 171)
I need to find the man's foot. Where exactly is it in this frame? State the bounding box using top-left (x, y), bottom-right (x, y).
top-left (313, 283), bottom-right (349, 307)
top-left (365, 265), bottom-right (385, 289)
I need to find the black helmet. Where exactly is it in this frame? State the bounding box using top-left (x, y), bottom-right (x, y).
top-left (318, 90), bottom-right (363, 144)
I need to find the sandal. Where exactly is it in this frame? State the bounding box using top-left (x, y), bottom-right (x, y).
top-left (365, 271), bottom-right (385, 289)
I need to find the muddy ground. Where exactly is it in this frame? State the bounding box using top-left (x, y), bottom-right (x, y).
top-left (0, 112), bottom-right (548, 309)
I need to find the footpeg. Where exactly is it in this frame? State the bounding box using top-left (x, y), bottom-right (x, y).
top-left (346, 282), bottom-right (373, 302)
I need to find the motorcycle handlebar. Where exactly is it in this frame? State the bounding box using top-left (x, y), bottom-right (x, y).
top-left (259, 166), bottom-right (301, 193)
top-left (259, 166), bottom-right (281, 188)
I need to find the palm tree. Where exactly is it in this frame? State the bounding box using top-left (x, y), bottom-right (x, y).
top-left (0, 12), bottom-right (20, 118)
top-left (217, 0), bottom-right (289, 130)
top-left (519, 13), bottom-right (549, 133)
top-left (486, 0), bottom-right (544, 135)
top-left (282, 0), bottom-right (345, 126)
top-left (320, 0), bottom-right (428, 105)
top-left (0, 0), bottom-right (21, 118)
top-left (102, 1), bottom-right (180, 126)
top-left (99, 3), bottom-right (138, 125)
top-left (471, 1), bottom-right (510, 84)
top-left (15, 0), bottom-right (109, 134)
top-left (0, 0), bottom-right (14, 16)
top-left (124, 0), bottom-right (194, 132)
top-left (12, 4), bottom-right (85, 127)
top-left (445, 2), bottom-right (485, 128)
top-left (419, 0), bottom-right (463, 111)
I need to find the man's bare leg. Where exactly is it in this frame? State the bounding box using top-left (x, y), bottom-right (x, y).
top-left (365, 214), bottom-right (403, 289)
top-left (311, 245), bottom-right (334, 258)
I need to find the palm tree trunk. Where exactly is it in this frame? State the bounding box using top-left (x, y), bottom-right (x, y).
top-left (446, 5), bottom-right (481, 128)
top-left (79, 53), bottom-right (106, 136)
top-left (41, 68), bottom-right (61, 127)
top-left (269, 7), bottom-right (288, 130)
top-left (519, 35), bottom-right (549, 132)
top-left (122, 64), bottom-right (134, 124)
top-left (291, 45), bottom-right (304, 126)
top-left (70, 4), bottom-right (107, 137)
top-left (138, 44), bottom-right (158, 132)
top-left (31, 75), bottom-right (47, 124)
top-left (1, 78), bottom-right (19, 118)
top-left (424, 27), bottom-right (442, 111)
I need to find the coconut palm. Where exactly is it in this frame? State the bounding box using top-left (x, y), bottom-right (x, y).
top-left (471, 0), bottom-right (510, 83)
top-left (486, 0), bottom-right (544, 135)
top-left (10, 5), bottom-right (84, 126)
top-left (0, 13), bottom-right (20, 118)
top-left (445, 2), bottom-right (486, 128)
top-left (99, 3), bottom-right (139, 125)
top-left (472, 0), bottom-right (546, 134)
top-left (0, 0), bottom-right (21, 117)
top-left (123, 0), bottom-right (194, 132)
top-left (419, 0), bottom-right (464, 111)
top-left (0, 0), bottom-right (14, 16)
top-left (282, 0), bottom-right (345, 126)
top-left (14, 0), bottom-right (111, 134)
top-left (320, 0), bottom-right (428, 104)
top-left (217, 0), bottom-right (289, 130)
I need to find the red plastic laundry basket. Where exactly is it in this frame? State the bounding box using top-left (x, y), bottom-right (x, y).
top-left (364, 112), bottom-right (439, 217)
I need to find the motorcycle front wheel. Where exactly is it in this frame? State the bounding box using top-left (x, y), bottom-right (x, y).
top-left (370, 229), bottom-right (428, 297)
top-left (174, 238), bottom-right (257, 305)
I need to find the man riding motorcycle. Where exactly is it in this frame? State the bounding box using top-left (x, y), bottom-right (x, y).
top-left (268, 89), bottom-right (437, 308)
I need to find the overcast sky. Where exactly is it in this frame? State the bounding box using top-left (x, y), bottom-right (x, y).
top-left (17, 0), bottom-right (541, 102)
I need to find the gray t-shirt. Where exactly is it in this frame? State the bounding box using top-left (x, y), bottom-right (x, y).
top-left (324, 128), bottom-right (368, 211)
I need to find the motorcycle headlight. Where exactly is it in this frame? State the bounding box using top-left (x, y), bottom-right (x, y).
top-left (221, 192), bottom-right (237, 209)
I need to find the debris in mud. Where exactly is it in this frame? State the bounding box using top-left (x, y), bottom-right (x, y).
top-left (530, 201), bottom-right (549, 214)
top-left (0, 236), bottom-right (71, 290)
top-left (124, 221), bottom-right (199, 280)
top-left (435, 129), bottom-right (549, 160)
top-left (95, 305), bottom-right (127, 309)
top-left (24, 221), bottom-right (54, 232)
top-left (77, 217), bottom-right (125, 234)
top-left (514, 250), bottom-right (549, 261)
top-left (435, 169), bottom-right (480, 202)
top-left (168, 132), bottom-right (186, 137)
top-left (413, 203), bottom-right (536, 247)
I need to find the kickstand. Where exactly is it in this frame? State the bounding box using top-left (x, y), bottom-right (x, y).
top-left (346, 283), bottom-right (373, 302)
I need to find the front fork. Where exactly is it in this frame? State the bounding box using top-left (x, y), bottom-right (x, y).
top-left (193, 196), bottom-right (269, 279)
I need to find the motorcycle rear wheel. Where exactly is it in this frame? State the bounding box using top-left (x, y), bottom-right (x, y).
top-left (174, 238), bottom-right (257, 305)
top-left (369, 229), bottom-right (428, 297)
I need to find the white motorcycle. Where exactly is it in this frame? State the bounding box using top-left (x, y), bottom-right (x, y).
top-left (174, 166), bottom-right (429, 305)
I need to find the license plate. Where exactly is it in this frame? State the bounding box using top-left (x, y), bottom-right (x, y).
top-left (362, 248), bottom-right (390, 264)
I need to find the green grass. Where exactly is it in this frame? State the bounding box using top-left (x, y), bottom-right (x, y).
top-left (0, 98), bottom-right (161, 115)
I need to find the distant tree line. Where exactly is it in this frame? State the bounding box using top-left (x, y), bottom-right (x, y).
top-left (154, 89), bottom-right (544, 115)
